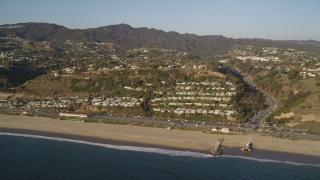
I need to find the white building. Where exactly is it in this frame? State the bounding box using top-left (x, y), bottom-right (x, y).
top-left (220, 128), bottom-right (230, 133)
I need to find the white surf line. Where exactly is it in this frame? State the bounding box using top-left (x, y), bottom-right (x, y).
top-left (0, 132), bottom-right (211, 158)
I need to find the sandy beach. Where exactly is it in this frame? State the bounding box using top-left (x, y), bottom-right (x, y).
top-left (0, 114), bottom-right (320, 157)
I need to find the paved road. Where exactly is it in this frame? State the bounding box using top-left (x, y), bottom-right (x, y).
top-left (91, 114), bottom-right (237, 130)
top-left (0, 105), bottom-right (237, 131)
top-left (1, 105), bottom-right (320, 141)
top-left (230, 67), bottom-right (277, 128)
top-left (242, 75), bottom-right (277, 127)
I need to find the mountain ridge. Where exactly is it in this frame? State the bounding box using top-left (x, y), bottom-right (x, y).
top-left (1, 22), bottom-right (319, 56)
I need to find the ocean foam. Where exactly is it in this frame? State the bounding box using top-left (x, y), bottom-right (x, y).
top-left (1, 132), bottom-right (319, 167)
top-left (222, 155), bottom-right (320, 167)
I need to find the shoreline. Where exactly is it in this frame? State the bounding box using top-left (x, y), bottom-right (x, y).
top-left (0, 114), bottom-right (320, 164)
top-left (1, 127), bottom-right (320, 165)
top-left (0, 127), bottom-right (198, 153)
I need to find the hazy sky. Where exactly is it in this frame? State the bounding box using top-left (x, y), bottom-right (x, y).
top-left (1, 0), bottom-right (320, 40)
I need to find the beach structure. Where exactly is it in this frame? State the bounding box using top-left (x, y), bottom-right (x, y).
top-left (220, 128), bottom-right (230, 133)
top-left (59, 112), bottom-right (88, 118)
top-left (210, 138), bottom-right (224, 155)
top-left (241, 142), bottom-right (253, 152)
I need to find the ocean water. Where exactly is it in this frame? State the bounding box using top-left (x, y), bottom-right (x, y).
top-left (0, 133), bottom-right (319, 180)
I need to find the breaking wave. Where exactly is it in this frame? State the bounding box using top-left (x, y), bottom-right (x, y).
top-left (222, 155), bottom-right (320, 168)
top-left (0, 132), bottom-right (211, 158)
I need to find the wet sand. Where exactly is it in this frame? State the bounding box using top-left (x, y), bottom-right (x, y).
top-left (0, 114), bottom-right (320, 164)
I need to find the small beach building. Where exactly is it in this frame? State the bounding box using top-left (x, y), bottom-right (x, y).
top-left (220, 128), bottom-right (230, 133)
top-left (59, 112), bottom-right (88, 118)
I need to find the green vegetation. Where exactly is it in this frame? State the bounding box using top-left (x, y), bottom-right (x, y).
top-left (228, 45), bottom-right (320, 132)
top-left (102, 120), bottom-right (130, 125)
top-left (231, 81), bottom-right (264, 123)
top-left (274, 93), bottom-right (308, 116)
top-left (294, 121), bottom-right (320, 133)
top-left (84, 119), bottom-right (100, 123)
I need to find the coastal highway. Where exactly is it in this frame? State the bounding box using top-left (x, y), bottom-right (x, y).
top-left (1, 106), bottom-right (320, 141)
top-left (90, 114), bottom-right (236, 130)
top-left (280, 131), bottom-right (320, 141)
top-left (0, 106), bottom-right (236, 131)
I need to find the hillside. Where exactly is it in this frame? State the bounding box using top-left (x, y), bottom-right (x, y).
top-left (230, 45), bottom-right (320, 132)
top-left (1, 22), bottom-right (320, 131)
